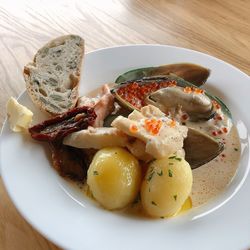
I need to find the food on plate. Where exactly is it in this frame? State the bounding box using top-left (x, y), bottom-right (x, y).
top-left (112, 75), bottom-right (220, 121)
top-left (50, 142), bottom-right (89, 181)
top-left (111, 105), bottom-right (188, 159)
top-left (23, 35), bottom-right (84, 115)
top-left (7, 97), bottom-right (33, 132)
top-left (29, 106), bottom-right (96, 141)
top-left (77, 84), bottom-right (114, 127)
top-left (87, 147), bottom-right (141, 210)
top-left (184, 128), bottom-right (224, 168)
top-left (64, 127), bottom-right (128, 149)
top-left (141, 155), bottom-right (192, 217)
top-left (145, 85), bottom-right (214, 121)
top-left (6, 36), bottom-right (241, 219)
top-left (28, 106), bottom-right (96, 180)
top-left (115, 63), bottom-right (210, 86)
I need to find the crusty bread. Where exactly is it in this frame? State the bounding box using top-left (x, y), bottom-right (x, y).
top-left (23, 35), bottom-right (84, 115)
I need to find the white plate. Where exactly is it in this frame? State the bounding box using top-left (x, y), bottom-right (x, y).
top-left (1, 45), bottom-right (250, 250)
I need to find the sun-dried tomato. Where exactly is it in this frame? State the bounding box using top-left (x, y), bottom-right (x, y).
top-left (29, 106), bottom-right (96, 142)
top-left (49, 142), bottom-right (89, 181)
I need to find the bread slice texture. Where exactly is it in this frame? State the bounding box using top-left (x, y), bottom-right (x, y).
top-left (23, 35), bottom-right (84, 115)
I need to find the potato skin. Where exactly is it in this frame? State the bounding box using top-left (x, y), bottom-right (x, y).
top-left (87, 147), bottom-right (141, 210)
top-left (141, 155), bottom-right (193, 217)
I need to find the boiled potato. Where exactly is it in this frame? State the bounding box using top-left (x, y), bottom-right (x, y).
top-left (141, 155), bottom-right (192, 217)
top-left (87, 147), bottom-right (141, 210)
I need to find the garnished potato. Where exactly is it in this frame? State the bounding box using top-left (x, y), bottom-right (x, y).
top-left (87, 147), bottom-right (141, 210)
top-left (141, 155), bottom-right (192, 217)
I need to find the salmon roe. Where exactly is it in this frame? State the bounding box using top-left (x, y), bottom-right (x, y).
top-left (144, 118), bottom-right (163, 135)
top-left (212, 100), bottom-right (221, 109)
top-left (183, 86), bottom-right (204, 94)
top-left (183, 87), bottom-right (192, 93)
top-left (116, 80), bottom-right (177, 109)
top-left (130, 124), bottom-right (138, 133)
top-left (168, 119), bottom-right (176, 128)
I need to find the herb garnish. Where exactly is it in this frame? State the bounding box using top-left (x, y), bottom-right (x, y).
top-left (157, 170), bottom-right (163, 176)
top-left (147, 171), bottom-right (155, 182)
top-left (132, 194), bottom-right (141, 205)
top-left (173, 195), bottom-right (177, 201)
top-left (168, 156), bottom-right (176, 159)
top-left (175, 157), bottom-right (182, 161)
top-left (168, 169), bottom-right (173, 177)
top-left (169, 162), bottom-right (174, 165)
top-left (168, 155), bottom-right (182, 161)
top-left (234, 148), bottom-right (238, 151)
top-left (151, 201), bottom-right (157, 206)
top-left (93, 170), bottom-right (99, 175)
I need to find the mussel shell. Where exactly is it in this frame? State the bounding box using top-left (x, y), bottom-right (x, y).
top-left (184, 128), bottom-right (224, 169)
top-left (115, 63), bottom-right (210, 87)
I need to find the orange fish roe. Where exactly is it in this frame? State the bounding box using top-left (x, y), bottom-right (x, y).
top-left (222, 127), bottom-right (228, 133)
top-left (214, 114), bottom-right (223, 121)
top-left (168, 81), bottom-right (177, 87)
top-left (212, 100), bottom-right (221, 109)
top-left (183, 86), bottom-right (204, 94)
top-left (194, 88), bottom-right (205, 94)
top-left (130, 124), bottom-right (138, 133)
top-left (116, 80), bottom-right (177, 109)
top-left (144, 119), bottom-right (163, 135)
top-left (183, 87), bottom-right (192, 93)
top-left (212, 128), bottom-right (228, 136)
top-left (168, 119), bottom-right (176, 128)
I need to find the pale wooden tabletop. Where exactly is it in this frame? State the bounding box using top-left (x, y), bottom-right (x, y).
top-left (0, 0), bottom-right (250, 249)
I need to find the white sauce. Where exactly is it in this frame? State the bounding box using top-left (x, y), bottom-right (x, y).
top-left (190, 125), bottom-right (241, 206)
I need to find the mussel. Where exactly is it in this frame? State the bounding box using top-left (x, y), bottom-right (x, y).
top-left (112, 75), bottom-right (216, 121)
top-left (115, 63), bottom-right (210, 87)
top-left (145, 86), bottom-right (215, 121)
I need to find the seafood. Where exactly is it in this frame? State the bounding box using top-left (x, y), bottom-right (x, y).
top-left (115, 63), bottom-right (210, 86)
top-left (64, 127), bottom-right (128, 149)
top-left (111, 75), bottom-right (230, 167)
top-left (112, 75), bottom-right (231, 121)
top-left (145, 86), bottom-right (214, 121)
top-left (111, 105), bottom-right (189, 159)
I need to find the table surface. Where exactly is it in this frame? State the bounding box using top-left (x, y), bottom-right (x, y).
top-left (0, 0), bottom-right (250, 249)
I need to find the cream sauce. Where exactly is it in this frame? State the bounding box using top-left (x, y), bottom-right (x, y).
top-left (81, 85), bottom-right (241, 209)
top-left (190, 125), bottom-right (241, 206)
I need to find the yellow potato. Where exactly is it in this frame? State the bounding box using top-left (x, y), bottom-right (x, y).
top-left (141, 155), bottom-right (193, 217)
top-left (87, 147), bottom-right (141, 210)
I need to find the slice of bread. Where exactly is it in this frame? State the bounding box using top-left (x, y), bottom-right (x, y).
top-left (23, 35), bottom-right (84, 115)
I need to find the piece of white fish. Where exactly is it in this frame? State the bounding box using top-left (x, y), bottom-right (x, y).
top-left (63, 127), bottom-right (128, 149)
top-left (111, 105), bottom-right (188, 159)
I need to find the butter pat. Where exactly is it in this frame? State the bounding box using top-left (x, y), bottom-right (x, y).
top-left (7, 97), bottom-right (33, 132)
